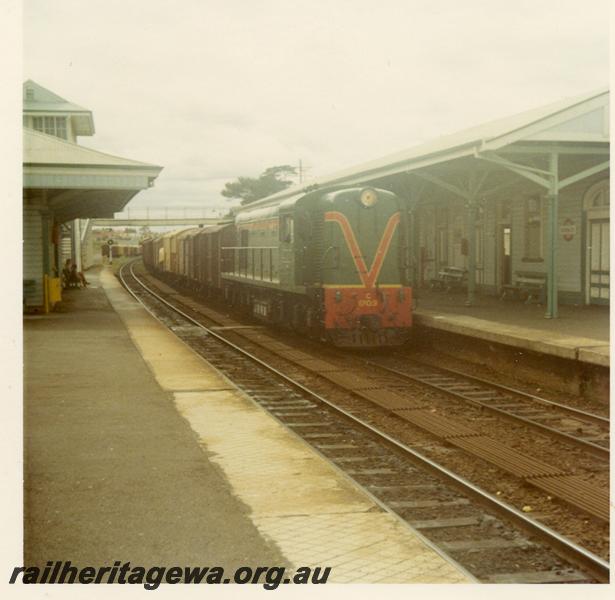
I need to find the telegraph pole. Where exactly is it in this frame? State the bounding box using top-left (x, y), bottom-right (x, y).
top-left (297, 159), bottom-right (312, 184)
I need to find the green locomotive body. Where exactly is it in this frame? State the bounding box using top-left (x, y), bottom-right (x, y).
top-left (220, 187), bottom-right (413, 346)
top-left (143, 186), bottom-right (413, 347)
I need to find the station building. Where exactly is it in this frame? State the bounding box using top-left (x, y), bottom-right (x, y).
top-left (405, 90), bottom-right (610, 312)
top-left (258, 88), bottom-right (610, 317)
top-left (22, 80), bottom-right (162, 312)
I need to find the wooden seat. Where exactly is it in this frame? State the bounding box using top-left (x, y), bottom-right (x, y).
top-left (430, 266), bottom-right (467, 292)
top-left (500, 271), bottom-right (546, 304)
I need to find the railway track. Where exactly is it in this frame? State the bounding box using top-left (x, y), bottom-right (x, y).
top-left (366, 358), bottom-right (610, 458)
top-left (119, 260), bottom-right (609, 583)
top-left (138, 265), bottom-right (610, 526)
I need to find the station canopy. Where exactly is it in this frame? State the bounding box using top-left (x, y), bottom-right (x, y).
top-left (242, 87), bottom-right (608, 318)
top-left (23, 128), bottom-right (163, 222)
top-left (248, 87), bottom-right (609, 207)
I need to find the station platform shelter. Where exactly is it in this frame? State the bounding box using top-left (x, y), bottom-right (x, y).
top-left (22, 80), bottom-right (162, 313)
top-left (252, 88), bottom-right (610, 320)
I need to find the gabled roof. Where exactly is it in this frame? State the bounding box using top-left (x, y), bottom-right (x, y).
top-left (23, 79), bottom-right (89, 110)
top-left (246, 87), bottom-right (609, 209)
top-left (23, 79), bottom-right (95, 135)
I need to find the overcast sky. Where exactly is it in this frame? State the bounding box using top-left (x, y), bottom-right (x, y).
top-left (23, 0), bottom-right (609, 212)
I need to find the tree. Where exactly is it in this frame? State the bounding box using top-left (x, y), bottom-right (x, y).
top-left (221, 165), bottom-right (297, 205)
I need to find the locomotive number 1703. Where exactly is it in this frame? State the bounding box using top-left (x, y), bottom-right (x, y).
top-left (358, 294), bottom-right (378, 307)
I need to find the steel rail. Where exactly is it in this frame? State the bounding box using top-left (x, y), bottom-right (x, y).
top-left (119, 260), bottom-right (610, 583)
top-left (406, 359), bottom-right (609, 426)
top-left (366, 360), bottom-right (609, 459)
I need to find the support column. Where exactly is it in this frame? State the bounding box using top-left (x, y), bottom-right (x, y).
top-left (53, 221), bottom-right (61, 277)
top-left (41, 212), bottom-right (51, 276)
top-left (72, 218), bottom-right (82, 272)
top-left (401, 175), bottom-right (422, 292)
top-left (545, 153), bottom-right (559, 318)
top-left (465, 196), bottom-right (477, 306)
top-left (403, 197), bottom-right (419, 291)
top-left (412, 205), bottom-right (421, 290)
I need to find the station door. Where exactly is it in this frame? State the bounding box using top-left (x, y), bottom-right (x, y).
top-left (588, 218), bottom-right (609, 304)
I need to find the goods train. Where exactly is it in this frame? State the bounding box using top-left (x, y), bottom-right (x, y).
top-left (103, 244), bottom-right (141, 259)
top-left (142, 187), bottom-right (413, 347)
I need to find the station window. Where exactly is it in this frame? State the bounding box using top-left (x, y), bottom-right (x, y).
top-left (476, 204), bottom-right (484, 223)
top-left (475, 225), bottom-right (484, 282)
top-left (436, 228), bottom-right (448, 268)
top-left (435, 206), bottom-right (448, 268)
top-left (499, 200), bottom-right (511, 222)
top-left (280, 215), bottom-right (294, 243)
top-left (474, 205), bottom-right (484, 276)
top-left (585, 180), bottom-right (610, 209)
top-left (435, 206), bottom-right (448, 225)
top-left (524, 196), bottom-right (543, 260)
top-left (32, 116), bottom-right (67, 140)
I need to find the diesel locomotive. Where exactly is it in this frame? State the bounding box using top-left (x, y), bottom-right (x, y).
top-left (142, 186), bottom-right (413, 347)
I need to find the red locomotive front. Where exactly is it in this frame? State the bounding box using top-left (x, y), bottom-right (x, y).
top-left (318, 188), bottom-right (412, 347)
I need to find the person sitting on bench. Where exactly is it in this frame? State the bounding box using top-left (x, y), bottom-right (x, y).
top-left (70, 263), bottom-right (89, 287)
top-left (62, 259), bottom-right (73, 289)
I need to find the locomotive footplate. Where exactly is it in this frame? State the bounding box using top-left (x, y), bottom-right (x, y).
top-left (323, 286), bottom-right (412, 347)
top-left (327, 327), bottom-right (409, 348)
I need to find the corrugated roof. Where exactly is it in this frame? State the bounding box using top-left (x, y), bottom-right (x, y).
top-left (23, 128), bottom-right (162, 171)
top-left (331, 88), bottom-right (607, 171)
top-left (245, 87), bottom-right (609, 210)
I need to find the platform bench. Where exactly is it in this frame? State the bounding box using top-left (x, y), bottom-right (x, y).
top-left (62, 272), bottom-right (80, 289)
top-left (430, 267), bottom-right (467, 292)
top-left (501, 271), bottom-right (547, 304)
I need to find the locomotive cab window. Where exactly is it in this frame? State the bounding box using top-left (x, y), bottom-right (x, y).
top-left (280, 215), bottom-right (294, 243)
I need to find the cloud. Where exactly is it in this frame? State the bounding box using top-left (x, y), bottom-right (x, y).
top-left (24, 0), bottom-right (609, 208)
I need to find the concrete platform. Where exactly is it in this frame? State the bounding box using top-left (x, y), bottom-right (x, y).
top-left (24, 272), bottom-right (287, 572)
top-left (415, 290), bottom-right (609, 368)
top-left (23, 267), bottom-right (472, 584)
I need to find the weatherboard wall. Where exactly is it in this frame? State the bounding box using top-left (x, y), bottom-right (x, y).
top-left (23, 207), bottom-right (44, 307)
top-left (412, 175), bottom-right (607, 303)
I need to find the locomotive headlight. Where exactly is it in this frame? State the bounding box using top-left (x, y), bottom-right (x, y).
top-left (359, 188), bottom-right (378, 208)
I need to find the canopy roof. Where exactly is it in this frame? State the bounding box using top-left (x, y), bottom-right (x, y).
top-left (24, 128), bottom-right (159, 170)
top-left (23, 129), bottom-right (163, 222)
top-left (246, 87), bottom-right (609, 209)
